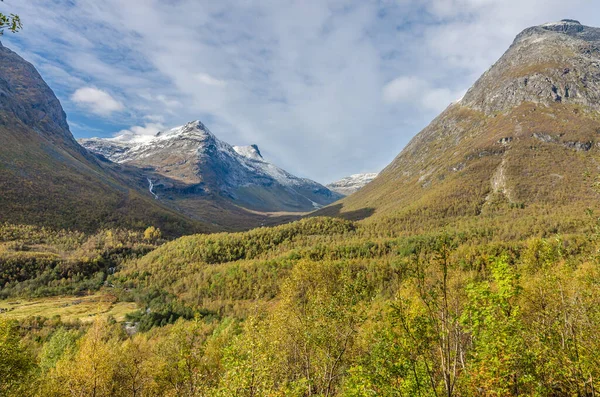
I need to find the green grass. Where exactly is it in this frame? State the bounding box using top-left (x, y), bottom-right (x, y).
top-left (0, 292), bottom-right (137, 322)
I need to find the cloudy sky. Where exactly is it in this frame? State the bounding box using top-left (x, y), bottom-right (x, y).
top-left (1, 0), bottom-right (599, 183)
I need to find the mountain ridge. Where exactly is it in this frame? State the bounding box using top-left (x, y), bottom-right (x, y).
top-left (319, 19), bottom-right (600, 225)
top-left (80, 121), bottom-right (343, 215)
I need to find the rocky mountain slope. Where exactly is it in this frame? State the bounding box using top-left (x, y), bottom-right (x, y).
top-left (327, 173), bottom-right (378, 196)
top-left (320, 20), bottom-right (600, 225)
top-left (0, 41), bottom-right (209, 235)
top-left (80, 122), bottom-right (342, 214)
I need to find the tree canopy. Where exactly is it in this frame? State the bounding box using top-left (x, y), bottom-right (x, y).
top-left (0, 1), bottom-right (21, 35)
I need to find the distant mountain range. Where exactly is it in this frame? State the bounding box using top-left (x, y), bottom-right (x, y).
top-left (327, 173), bottom-right (378, 196)
top-left (80, 121), bottom-right (342, 217)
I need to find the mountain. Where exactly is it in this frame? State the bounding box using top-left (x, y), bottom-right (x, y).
top-left (327, 173), bottom-right (379, 196)
top-left (79, 121), bottom-right (342, 216)
top-left (320, 20), bottom-right (600, 225)
top-left (0, 41), bottom-right (208, 235)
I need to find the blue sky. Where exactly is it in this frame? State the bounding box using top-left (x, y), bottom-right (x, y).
top-left (1, 0), bottom-right (599, 183)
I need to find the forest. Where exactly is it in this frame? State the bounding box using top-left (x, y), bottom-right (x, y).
top-left (2, 210), bottom-right (600, 396)
top-left (2, 3), bottom-right (600, 396)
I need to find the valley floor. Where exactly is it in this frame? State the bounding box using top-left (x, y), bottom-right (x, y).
top-left (0, 293), bottom-right (136, 323)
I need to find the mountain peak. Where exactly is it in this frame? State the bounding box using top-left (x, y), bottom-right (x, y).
top-left (539, 19), bottom-right (585, 34)
top-left (337, 20), bottom-right (600, 224)
top-left (460, 19), bottom-right (600, 115)
top-left (0, 42), bottom-right (74, 145)
top-left (156, 120), bottom-right (214, 140)
top-left (81, 121), bottom-right (343, 213)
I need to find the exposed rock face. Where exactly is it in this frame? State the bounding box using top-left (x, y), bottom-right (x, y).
top-left (80, 121), bottom-right (343, 212)
top-left (327, 173), bottom-right (379, 196)
top-left (330, 20), bottom-right (600, 221)
top-left (462, 19), bottom-right (600, 114)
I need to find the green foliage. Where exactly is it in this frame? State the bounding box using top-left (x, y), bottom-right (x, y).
top-left (124, 288), bottom-right (209, 332)
top-left (460, 258), bottom-right (534, 395)
top-left (136, 216), bottom-right (355, 267)
top-left (38, 327), bottom-right (80, 373)
top-left (0, 1), bottom-right (22, 35)
top-left (0, 224), bottom-right (161, 298)
top-left (3, 213), bottom-right (600, 395)
top-left (0, 318), bottom-right (34, 395)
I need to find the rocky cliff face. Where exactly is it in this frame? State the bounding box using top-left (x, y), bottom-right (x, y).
top-left (80, 121), bottom-right (342, 213)
top-left (329, 20), bottom-right (600, 222)
top-left (462, 20), bottom-right (600, 114)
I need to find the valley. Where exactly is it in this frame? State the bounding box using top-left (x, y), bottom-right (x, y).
top-left (2, 12), bottom-right (600, 397)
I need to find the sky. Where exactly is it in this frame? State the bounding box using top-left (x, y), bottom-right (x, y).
top-left (1, 0), bottom-right (599, 184)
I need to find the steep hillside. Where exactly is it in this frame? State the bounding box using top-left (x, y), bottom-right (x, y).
top-left (323, 20), bottom-right (600, 225)
top-left (0, 41), bottom-right (208, 236)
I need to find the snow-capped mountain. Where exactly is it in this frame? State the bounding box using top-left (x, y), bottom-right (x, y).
top-left (79, 121), bottom-right (342, 213)
top-left (327, 173), bottom-right (379, 196)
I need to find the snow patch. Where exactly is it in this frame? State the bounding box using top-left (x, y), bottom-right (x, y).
top-left (327, 173), bottom-right (379, 195)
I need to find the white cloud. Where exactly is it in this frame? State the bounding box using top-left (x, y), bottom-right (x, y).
top-left (156, 95), bottom-right (181, 108)
top-left (383, 76), bottom-right (460, 112)
top-left (71, 87), bottom-right (124, 116)
top-left (6, 0), bottom-right (600, 182)
top-left (195, 73), bottom-right (227, 87)
top-left (113, 122), bottom-right (165, 143)
top-left (383, 76), bottom-right (425, 103)
top-left (144, 114), bottom-right (165, 123)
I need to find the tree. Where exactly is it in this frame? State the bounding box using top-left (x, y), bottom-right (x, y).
top-left (0, 1), bottom-right (22, 35)
top-left (0, 318), bottom-right (35, 395)
top-left (50, 318), bottom-right (120, 397)
top-left (38, 327), bottom-right (80, 374)
top-left (143, 226), bottom-right (161, 243)
top-left (153, 317), bottom-right (219, 396)
top-left (390, 235), bottom-right (467, 397)
top-left (343, 309), bottom-right (424, 397)
top-left (460, 258), bottom-right (533, 395)
top-left (114, 336), bottom-right (155, 397)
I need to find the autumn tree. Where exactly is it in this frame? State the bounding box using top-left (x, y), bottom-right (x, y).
top-left (153, 316), bottom-right (221, 396)
top-left (219, 260), bottom-right (369, 396)
top-left (143, 226), bottom-right (161, 243)
top-left (390, 235), bottom-right (468, 397)
top-left (460, 258), bottom-right (533, 395)
top-left (49, 318), bottom-right (121, 397)
top-left (0, 318), bottom-right (34, 395)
